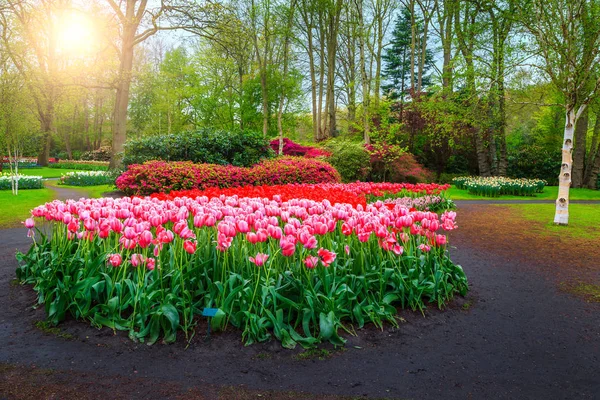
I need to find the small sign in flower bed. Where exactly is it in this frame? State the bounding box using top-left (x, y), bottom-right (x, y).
top-left (17, 186), bottom-right (467, 348)
top-left (452, 176), bottom-right (546, 197)
top-left (60, 171), bottom-right (112, 186)
top-left (0, 173), bottom-right (43, 190)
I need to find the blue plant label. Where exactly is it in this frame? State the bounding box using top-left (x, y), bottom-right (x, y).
top-left (202, 308), bottom-right (218, 317)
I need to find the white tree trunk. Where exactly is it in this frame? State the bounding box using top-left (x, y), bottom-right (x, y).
top-left (554, 107), bottom-right (579, 225)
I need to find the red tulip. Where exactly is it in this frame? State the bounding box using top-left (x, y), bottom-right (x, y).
top-left (183, 240), bottom-right (197, 254)
top-left (317, 248), bottom-right (336, 267)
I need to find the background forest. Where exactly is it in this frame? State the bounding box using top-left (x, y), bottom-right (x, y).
top-left (1, 0), bottom-right (599, 188)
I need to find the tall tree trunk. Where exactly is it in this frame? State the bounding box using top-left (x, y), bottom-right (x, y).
top-left (409, 0), bottom-right (416, 93)
top-left (110, 28), bottom-right (135, 169)
top-left (554, 106), bottom-right (581, 225)
top-left (356, 0), bottom-right (370, 144)
top-left (305, 21), bottom-right (318, 141)
top-left (571, 107), bottom-right (588, 188)
top-left (317, 15), bottom-right (326, 140)
top-left (324, 0), bottom-right (343, 139)
top-left (437, 0), bottom-right (454, 92)
top-left (260, 69), bottom-right (269, 137)
top-left (584, 112), bottom-right (600, 188)
top-left (277, 1), bottom-right (296, 155)
top-left (497, 56), bottom-right (508, 176)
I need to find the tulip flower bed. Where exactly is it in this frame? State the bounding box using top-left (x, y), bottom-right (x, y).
top-left (153, 182), bottom-right (451, 209)
top-left (60, 171), bottom-right (112, 186)
top-left (16, 192), bottom-right (467, 348)
top-left (0, 173), bottom-right (44, 190)
top-left (452, 176), bottom-right (546, 197)
top-left (383, 195), bottom-right (455, 212)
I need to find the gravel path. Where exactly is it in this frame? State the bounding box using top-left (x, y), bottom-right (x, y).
top-left (0, 203), bottom-right (598, 399)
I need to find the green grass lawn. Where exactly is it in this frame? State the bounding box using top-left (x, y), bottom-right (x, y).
top-left (15, 167), bottom-right (83, 179)
top-left (504, 203), bottom-right (600, 240)
top-left (447, 186), bottom-right (600, 201)
top-left (0, 189), bottom-right (54, 229)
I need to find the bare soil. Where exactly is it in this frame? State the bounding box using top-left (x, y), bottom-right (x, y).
top-left (1, 203), bottom-right (598, 400)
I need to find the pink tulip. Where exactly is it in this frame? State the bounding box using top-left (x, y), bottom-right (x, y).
top-left (435, 234), bottom-right (447, 246)
top-left (138, 230), bottom-right (153, 248)
top-left (123, 226), bottom-right (137, 240)
top-left (246, 231), bottom-right (259, 244)
top-left (131, 253), bottom-right (145, 267)
top-left (108, 253), bottom-right (122, 267)
top-left (249, 253), bottom-right (269, 267)
top-left (146, 257), bottom-right (156, 271)
top-left (280, 237), bottom-right (296, 257)
top-left (418, 244), bottom-right (431, 252)
top-left (236, 220), bottom-right (250, 233)
top-left (303, 256), bottom-right (319, 269)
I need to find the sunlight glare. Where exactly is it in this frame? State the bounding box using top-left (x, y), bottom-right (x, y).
top-left (56, 12), bottom-right (95, 55)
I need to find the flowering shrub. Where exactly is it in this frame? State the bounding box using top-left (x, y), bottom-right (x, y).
top-left (49, 160), bottom-right (109, 171)
top-left (116, 157), bottom-right (342, 196)
top-left (366, 143), bottom-right (433, 183)
top-left (0, 173), bottom-right (43, 190)
top-left (18, 194), bottom-right (466, 347)
top-left (270, 138), bottom-right (332, 158)
top-left (81, 146), bottom-right (112, 162)
top-left (453, 176), bottom-right (546, 197)
top-left (60, 171), bottom-right (112, 186)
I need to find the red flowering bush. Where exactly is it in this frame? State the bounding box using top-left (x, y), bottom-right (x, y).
top-left (116, 156), bottom-right (341, 196)
top-left (270, 138), bottom-right (332, 158)
top-left (366, 142), bottom-right (433, 183)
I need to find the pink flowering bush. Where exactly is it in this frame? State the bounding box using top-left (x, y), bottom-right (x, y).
top-left (270, 138), bottom-right (332, 158)
top-left (17, 193), bottom-right (466, 348)
top-left (116, 156), bottom-right (342, 196)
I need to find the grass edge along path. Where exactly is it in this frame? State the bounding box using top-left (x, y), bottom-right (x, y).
top-left (502, 203), bottom-right (600, 240)
top-left (0, 183), bottom-right (117, 229)
top-left (447, 185), bottom-right (600, 201)
top-left (0, 189), bottom-right (54, 229)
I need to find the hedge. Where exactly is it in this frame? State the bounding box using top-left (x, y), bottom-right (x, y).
top-left (123, 128), bottom-right (274, 167)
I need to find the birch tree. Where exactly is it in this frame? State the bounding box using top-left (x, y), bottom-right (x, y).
top-left (520, 0), bottom-right (600, 225)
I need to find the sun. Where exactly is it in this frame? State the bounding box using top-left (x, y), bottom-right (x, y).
top-left (56, 12), bottom-right (95, 55)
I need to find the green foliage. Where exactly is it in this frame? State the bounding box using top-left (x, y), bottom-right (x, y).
top-left (507, 145), bottom-right (561, 185)
top-left (123, 128), bottom-right (274, 167)
top-left (382, 7), bottom-right (434, 100)
top-left (324, 139), bottom-right (371, 182)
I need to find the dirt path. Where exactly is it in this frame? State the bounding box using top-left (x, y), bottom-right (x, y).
top-left (1, 204), bottom-right (599, 399)
top-left (42, 180), bottom-right (89, 202)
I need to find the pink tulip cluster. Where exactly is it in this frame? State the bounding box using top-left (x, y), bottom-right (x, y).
top-left (29, 194), bottom-right (457, 270)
